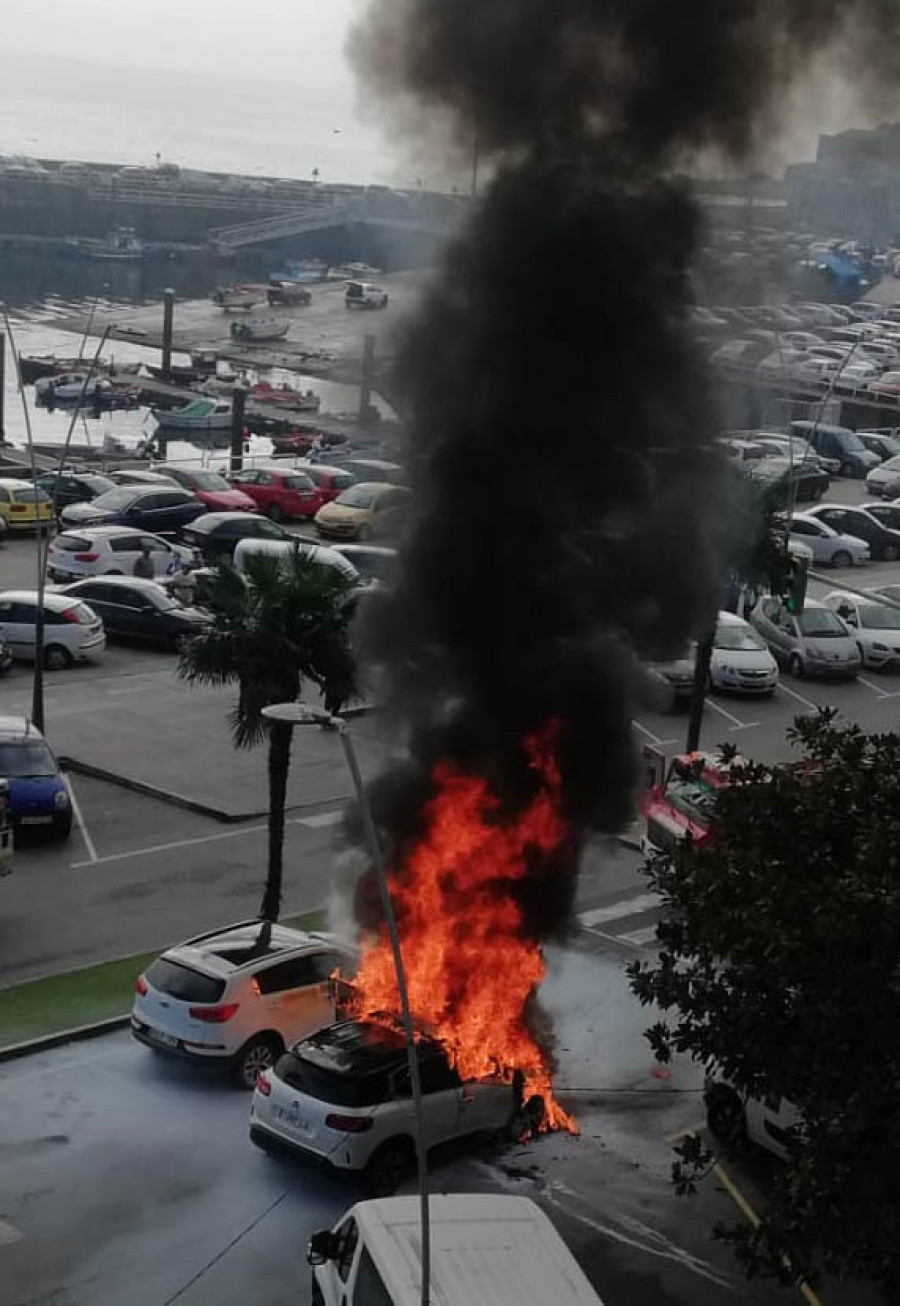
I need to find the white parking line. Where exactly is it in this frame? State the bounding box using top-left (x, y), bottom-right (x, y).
top-left (297, 809), bottom-right (343, 829)
top-left (857, 674), bottom-right (898, 699)
top-left (616, 924), bottom-right (660, 947)
top-left (632, 721), bottom-right (677, 747)
top-left (579, 894), bottom-right (660, 927)
top-left (65, 775), bottom-right (98, 863)
top-left (704, 699), bottom-right (758, 731)
top-left (776, 682), bottom-right (821, 712)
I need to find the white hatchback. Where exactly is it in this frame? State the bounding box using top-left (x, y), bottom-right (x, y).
top-left (823, 591), bottom-right (900, 669)
top-left (0, 590), bottom-right (105, 668)
top-left (709, 611), bottom-right (778, 695)
top-left (47, 525), bottom-right (188, 582)
top-left (131, 920), bottom-right (355, 1089)
top-left (250, 1019), bottom-right (521, 1194)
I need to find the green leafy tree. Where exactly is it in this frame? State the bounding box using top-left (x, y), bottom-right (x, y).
top-left (178, 548), bottom-right (357, 922)
top-left (629, 713), bottom-right (900, 1298)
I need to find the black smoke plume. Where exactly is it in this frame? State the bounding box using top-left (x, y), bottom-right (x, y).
top-left (348, 1), bottom-right (900, 932)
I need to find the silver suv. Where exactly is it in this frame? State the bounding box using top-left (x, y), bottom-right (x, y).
top-left (748, 597), bottom-right (861, 679)
top-left (132, 921), bottom-right (356, 1088)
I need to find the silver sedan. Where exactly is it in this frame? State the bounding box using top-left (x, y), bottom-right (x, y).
top-left (785, 514), bottom-right (870, 568)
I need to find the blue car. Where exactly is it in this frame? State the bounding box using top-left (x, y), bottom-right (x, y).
top-left (0, 717), bottom-right (71, 839)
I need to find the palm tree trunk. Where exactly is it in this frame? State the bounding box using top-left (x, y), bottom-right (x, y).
top-left (260, 719), bottom-right (293, 922)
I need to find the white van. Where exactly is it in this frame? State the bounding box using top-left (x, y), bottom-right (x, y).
top-left (307, 1194), bottom-right (605, 1306)
top-left (232, 537), bottom-right (359, 583)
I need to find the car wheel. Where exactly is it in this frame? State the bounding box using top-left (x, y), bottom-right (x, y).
top-left (884, 545), bottom-right (899, 562)
top-left (233, 1034), bottom-right (282, 1090)
top-left (831, 550), bottom-right (852, 568)
top-left (44, 644), bottom-right (73, 671)
top-left (706, 1084), bottom-right (746, 1145)
top-left (789, 653), bottom-right (804, 678)
top-left (266, 503), bottom-right (284, 523)
top-left (53, 813), bottom-right (73, 840)
top-left (840, 462), bottom-right (856, 478)
top-left (364, 1137), bottom-right (415, 1196)
top-left (106, 569), bottom-right (123, 575)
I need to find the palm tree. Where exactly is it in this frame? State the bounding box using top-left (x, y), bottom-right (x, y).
top-left (178, 547), bottom-right (357, 922)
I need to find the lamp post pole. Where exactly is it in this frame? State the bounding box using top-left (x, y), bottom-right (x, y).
top-left (260, 704), bottom-right (431, 1306)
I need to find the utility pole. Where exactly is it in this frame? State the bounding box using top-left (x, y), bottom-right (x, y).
top-left (358, 334), bottom-right (376, 425)
top-left (0, 332), bottom-right (5, 443)
top-left (161, 288), bottom-right (175, 382)
top-left (685, 629), bottom-right (715, 754)
top-left (230, 385), bottom-right (247, 473)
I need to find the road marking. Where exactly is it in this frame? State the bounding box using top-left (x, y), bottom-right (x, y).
top-left (632, 721), bottom-right (677, 747)
top-left (712, 1160), bottom-right (822, 1306)
top-left (704, 698), bottom-right (758, 731)
top-left (297, 809), bottom-right (343, 829)
top-left (579, 894), bottom-right (660, 928)
top-left (857, 674), bottom-right (893, 698)
top-left (582, 926), bottom-right (646, 952)
top-left (65, 775), bottom-right (98, 863)
top-left (616, 924), bottom-right (660, 947)
top-left (0, 1217), bottom-right (23, 1248)
top-left (776, 682), bottom-right (821, 712)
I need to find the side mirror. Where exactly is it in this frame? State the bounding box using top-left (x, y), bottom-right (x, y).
top-left (307, 1231), bottom-right (339, 1266)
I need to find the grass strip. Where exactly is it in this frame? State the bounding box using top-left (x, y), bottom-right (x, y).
top-left (0, 909), bottom-right (326, 1050)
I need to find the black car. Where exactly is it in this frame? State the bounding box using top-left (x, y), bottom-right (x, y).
top-left (34, 472), bottom-right (116, 511)
top-left (60, 486), bottom-right (206, 536)
top-left (745, 455), bottom-right (829, 504)
top-left (809, 504), bottom-right (900, 561)
top-left (180, 511), bottom-right (289, 562)
top-left (56, 578), bottom-right (210, 647)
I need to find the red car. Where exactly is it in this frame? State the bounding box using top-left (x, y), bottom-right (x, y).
top-left (226, 466), bottom-right (323, 521)
top-left (155, 466), bottom-right (255, 513)
top-left (302, 464), bottom-right (355, 504)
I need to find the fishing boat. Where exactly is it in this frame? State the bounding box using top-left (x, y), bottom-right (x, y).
top-left (229, 317), bottom-right (290, 342)
top-left (250, 380), bottom-right (320, 412)
top-left (19, 355), bottom-right (140, 385)
top-left (34, 372), bottom-right (112, 402)
top-left (152, 398), bottom-right (232, 434)
top-left (212, 285), bottom-right (267, 310)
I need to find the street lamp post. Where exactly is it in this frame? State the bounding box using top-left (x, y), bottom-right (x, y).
top-left (260, 703), bottom-right (431, 1306)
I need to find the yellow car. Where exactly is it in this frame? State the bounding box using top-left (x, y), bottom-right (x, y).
top-left (0, 479), bottom-right (53, 533)
top-left (313, 481), bottom-right (410, 541)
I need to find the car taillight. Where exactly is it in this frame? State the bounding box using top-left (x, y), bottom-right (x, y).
top-left (60, 607), bottom-right (81, 624)
top-left (135, 975), bottom-right (148, 995)
top-left (74, 552), bottom-right (99, 562)
top-left (188, 1002), bottom-right (240, 1023)
top-left (324, 1113), bottom-right (374, 1133)
top-left (256, 1072), bottom-right (272, 1096)
top-left (10, 504), bottom-right (28, 513)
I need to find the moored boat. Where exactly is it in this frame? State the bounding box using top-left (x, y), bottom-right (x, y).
top-left (250, 380), bottom-right (319, 411)
top-left (152, 398), bottom-right (233, 433)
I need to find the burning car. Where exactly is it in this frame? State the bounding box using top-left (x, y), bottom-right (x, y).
top-left (641, 751), bottom-right (750, 854)
top-left (250, 1018), bottom-right (531, 1193)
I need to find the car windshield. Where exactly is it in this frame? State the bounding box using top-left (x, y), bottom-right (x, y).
top-left (284, 474), bottom-right (315, 490)
top-left (92, 489), bottom-right (138, 509)
top-left (335, 485), bottom-right (376, 509)
top-left (187, 472), bottom-right (230, 491)
top-left (348, 551), bottom-right (397, 583)
top-left (798, 609), bottom-right (847, 637)
top-left (663, 775), bottom-right (717, 825)
top-left (0, 740), bottom-right (57, 778)
top-left (859, 604), bottom-right (900, 630)
top-left (714, 625), bottom-right (766, 651)
top-left (840, 432), bottom-right (865, 452)
top-left (12, 487), bottom-right (50, 504)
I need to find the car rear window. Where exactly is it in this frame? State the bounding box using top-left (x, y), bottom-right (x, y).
top-left (53, 534), bottom-right (93, 552)
top-left (274, 1052), bottom-right (390, 1107)
top-left (146, 958), bottom-right (225, 1003)
top-left (13, 487), bottom-right (50, 504)
top-left (284, 474), bottom-right (315, 490)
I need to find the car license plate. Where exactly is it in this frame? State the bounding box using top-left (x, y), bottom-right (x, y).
top-left (147, 1027), bottom-right (178, 1048)
top-left (274, 1104), bottom-right (303, 1128)
top-left (21, 815), bottom-right (52, 825)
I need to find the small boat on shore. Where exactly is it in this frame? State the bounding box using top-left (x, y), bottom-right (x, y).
top-left (229, 317), bottom-right (290, 342)
top-left (249, 380), bottom-right (319, 411)
top-left (212, 284), bottom-right (267, 310)
top-left (153, 398), bottom-right (232, 434)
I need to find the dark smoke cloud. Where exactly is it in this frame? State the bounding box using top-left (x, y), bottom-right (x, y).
top-left (347, 0), bottom-right (900, 916)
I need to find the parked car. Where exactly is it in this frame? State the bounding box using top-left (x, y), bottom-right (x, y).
top-left (863, 501), bottom-right (900, 532)
top-left (232, 537), bottom-right (359, 584)
top-left (744, 455), bottom-right (829, 504)
top-left (342, 459), bottom-right (406, 486)
top-left (179, 511), bottom-right (290, 563)
top-left (790, 421), bottom-right (881, 478)
top-left (645, 650), bottom-right (696, 708)
top-left (47, 526), bottom-right (187, 582)
top-left (300, 463), bottom-right (355, 504)
top-left (822, 591), bottom-right (900, 669)
top-left (55, 577), bottom-right (211, 648)
top-left (226, 466), bottom-right (322, 521)
top-left (60, 485), bottom-right (206, 535)
top-left (308, 1195), bottom-right (605, 1306)
top-left (344, 281), bottom-right (388, 309)
top-left (705, 1077), bottom-right (800, 1162)
top-left (131, 920), bottom-right (355, 1088)
top-left (0, 716), bottom-right (71, 838)
top-left (33, 471), bottom-right (116, 511)
top-left (250, 1019), bottom-right (519, 1189)
top-left (331, 544), bottom-right (398, 587)
top-left (105, 469), bottom-right (179, 487)
top-left (0, 590), bottom-right (105, 668)
top-left (782, 514), bottom-right (870, 568)
top-left (866, 370), bottom-right (900, 397)
top-left (864, 454), bottom-right (900, 498)
top-left (748, 596), bottom-right (860, 679)
top-left (0, 635), bottom-right (11, 674)
top-left (867, 583), bottom-right (900, 607)
top-left (803, 503), bottom-right (900, 561)
top-left (709, 612), bottom-right (778, 694)
top-left (858, 431), bottom-right (900, 462)
top-left (0, 478), bottom-right (53, 533)
top-left (152, 465), bottom-right (256, 512)
top-left (314, 483), bottom-right (411, 541)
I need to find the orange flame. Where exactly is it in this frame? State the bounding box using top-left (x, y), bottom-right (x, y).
top-left (350, 727), bottom-right (577, 1134)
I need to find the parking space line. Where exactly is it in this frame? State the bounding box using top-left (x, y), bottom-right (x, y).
top-left (70, 820), bottom-right (268, 869)
top-left (579, 894), bottom-right (659, 928)
top-left (616, 924), bottom-right (660, 947)
top-left (704, 699), bottom-right (759, 731)
top-left (776, 683), bottom-right (821, 712)
top-left (65, 775), bottom-right (98, 864)
top-left (297, 809), bottom-right (343, 829)
top-left (632, 721), bottom-right (677, 747)
top-left (582, 926), bottom-right (646, 952)
top-left (857, 674), bottom-right (893, 699)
